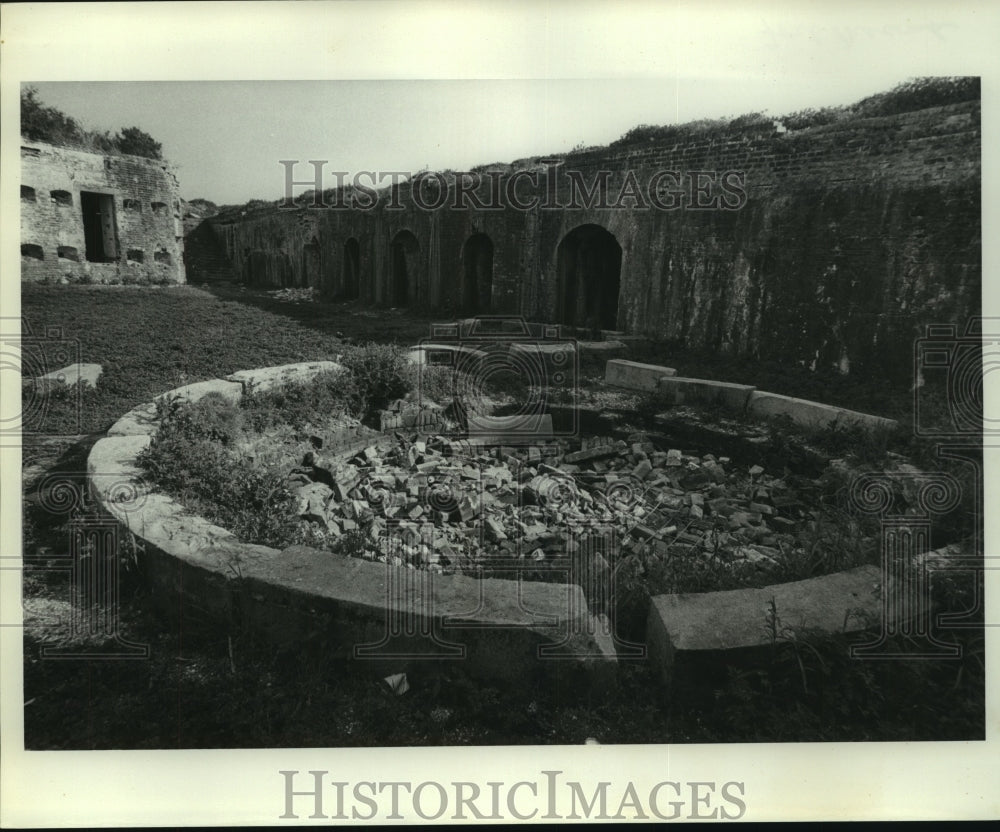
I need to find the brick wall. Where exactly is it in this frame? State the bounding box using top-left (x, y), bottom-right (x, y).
top-left (210, 100), bottom-right (980, 382)
top-left (20, 141), bottom-right (186, 285)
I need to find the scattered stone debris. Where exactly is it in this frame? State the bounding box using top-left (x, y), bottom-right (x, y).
top-left (383, 673), bottom-right (409, 695)
top-left (285, 429), bottom-right (850, 583)
top-left (267, 287), bottom-right (317, 303)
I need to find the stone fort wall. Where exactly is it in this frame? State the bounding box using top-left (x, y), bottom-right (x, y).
top-left (20, 141), bottom-right (186, 285)
top-left (209, 100), bottom-right (980, 382)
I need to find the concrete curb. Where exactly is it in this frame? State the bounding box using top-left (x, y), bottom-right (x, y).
top-left (604, 361), bottom-right (898, 435)
top-left (89, 363), bottom-right (616, 692)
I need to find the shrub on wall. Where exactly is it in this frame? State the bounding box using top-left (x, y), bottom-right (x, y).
top-left (853, 76), bottom-right (980, 118)
top-left (21, 86), bottom-right (164, 160)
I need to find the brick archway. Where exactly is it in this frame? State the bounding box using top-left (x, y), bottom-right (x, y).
top-left (556, 224), bottom-right (622, 332)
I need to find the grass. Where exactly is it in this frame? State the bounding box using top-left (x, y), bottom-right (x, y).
top-left (20, 284), bottom-right (431, 436)
top-left (20, 284), bottom-right (985, 748)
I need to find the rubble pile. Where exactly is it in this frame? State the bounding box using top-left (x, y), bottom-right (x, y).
top-left (286, 431), bottom-right (827, 580)
top-left (267, 287), bottom-right (318, 303)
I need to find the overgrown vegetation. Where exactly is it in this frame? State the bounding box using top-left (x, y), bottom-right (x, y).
top-left (135, 344), bottom-right (421, 548)
top-left (21, 286), bottom-right (983, 747)
top-left (610, 76), bottom-right (979, 148)
top-left (21, 86), bottom-right (164, 159)
top-left (135, 393), bottom-right (307, 548)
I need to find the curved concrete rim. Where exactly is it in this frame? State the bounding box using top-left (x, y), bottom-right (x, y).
top-left (87, 360), bottom-right (912, 691)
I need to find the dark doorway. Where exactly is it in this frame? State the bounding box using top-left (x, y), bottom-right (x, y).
top-left (556, 224), bottom-right (622, 331)
top-left (343, 238), bottom-right (360, 299)
top-left (462, 233), bottom-right (494, 314)
top-left (80, 191), bottom-right (118, 263)
top-left (390, 230), bottom-right (419, 307)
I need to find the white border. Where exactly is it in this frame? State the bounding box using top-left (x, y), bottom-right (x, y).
top-left (2, 0), bottom-right (998, 825)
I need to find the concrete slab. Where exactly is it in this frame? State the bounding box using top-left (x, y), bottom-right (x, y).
top-left (657, 376), bottom-right (756, 412)
top-left (106, 379), bottom-right (243, 436)
top-left (455, 318), bottom-right (557, 339)
top-left (87, 435), bottom-right (152, 506)
top-left (605, 359), bottom-right (677, 391)
top-left (107, 401), bottom-right (161, 436)
top-left (163, 379), bottom-right (244, 405)
top-left (87, 376), bottom-right (620, 695)
top-left (407, 343), bottom-right (488, 367)
top-left (509, 342), bottom-right (577, 358)
top-left (748, 391), bottom-right (897, 433)
top-left (235, 544), bottom-right (616, 686)
top-left (831, 407), bottom-right (899, 433)
top-left (466, 413), bottom-right (554, 444)
top-left (36, 362), bottom-right (102, 391)
top-left (578, 340), bottom-right (628, 359)
top-left (747, 390), bottom-right (842, 430)
top-left (647, 565), bottom-right (882, 682)
top-left (226, 361), bottom-right (343, 393)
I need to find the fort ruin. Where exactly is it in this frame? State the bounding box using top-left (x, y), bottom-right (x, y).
top-left (206, 94), bottom-right (980, 385)
top-left (20, 141), bottom-right (186, 285)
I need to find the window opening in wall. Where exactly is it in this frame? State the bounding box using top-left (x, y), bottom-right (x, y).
top-left (21, 186), bottom-right (36, 202)
top-left (21, 244), bottom-right (44, 260)
top-left (123, 198), bottom-right (141, 212)
top-left (126, 249), bottom-right (145, 263)
top-left (80, 191), bottom-right (119, 263)
top-left (151, 201), bottom-right (168, 215)
top-left (57, 246), bottom-right (80, 262)
top-left (154, 250), bottom-right (172, 265)
top-left (51, 190), bottom-right (72, 207)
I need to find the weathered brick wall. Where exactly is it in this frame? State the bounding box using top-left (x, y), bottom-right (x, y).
top-left (210, 100), bottom-right (980, 382)
top-left (20, 141), bottom-right (186, 285)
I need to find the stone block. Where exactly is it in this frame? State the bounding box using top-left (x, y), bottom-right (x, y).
top-left (577, 340), bottom-right (628, 359)
top-left (237, 545), bottom-right (616, 688)
top-left (605, 359), bottom-right (677, 391)
top-left (108, 379), bottom-right (242, 436)
top-left (747, 391), bottom-right (842, 430)
top-left (830, 408), bottom-right (899, 433)
top-left (407, 343), bottom-right (488, 367)
top-left (466, 413), bottom-right (554, 444)
top-left (35, 362), bottom-right (103, 391)
top-left (226, 361), bottom-right (343, 393)
top-left (107, 401), bottom-right (160, 436)
top-left (647, 565), bottom-right (883, 684)
top-left (656, 376), bottom-right (756, 412)
top-left (509, 341), bottom-right (577, 360)
top-left (748, 391), bottom-right (897, 433)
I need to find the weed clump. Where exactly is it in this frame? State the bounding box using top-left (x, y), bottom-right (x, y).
top-left (338, 343), bottom-right (414, 416)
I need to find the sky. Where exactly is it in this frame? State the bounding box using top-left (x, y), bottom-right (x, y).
top-left (27, 76), bottom-right (923, 206)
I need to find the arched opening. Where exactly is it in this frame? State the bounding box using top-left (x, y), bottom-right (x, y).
top-left (390, 230), bottom-right (419, 307)
top-left (556, 224), bottom-right (622, 332)
top-left (462, 233), bottom-right (494, 314)
top-left (343, 238), bottom-right (360, 299)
